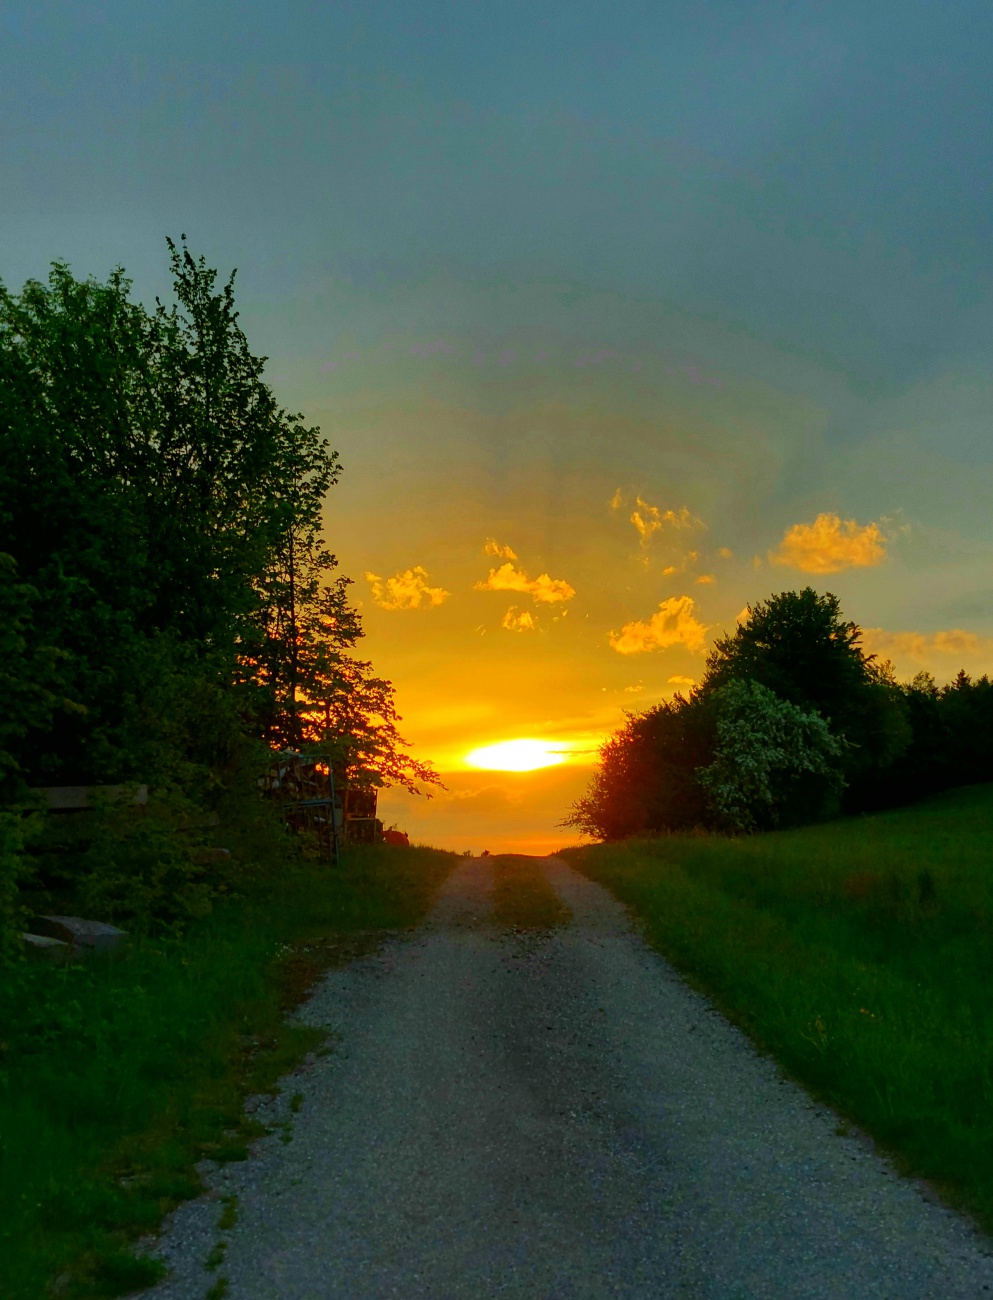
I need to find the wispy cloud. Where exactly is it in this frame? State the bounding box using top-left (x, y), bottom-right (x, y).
top-left (502, 606), bottom-right (537, 632)
top-left (609, 487), bottom-right (624, 511)
top-left (365, 566), bottom-right (451, 610)
top-left (694, 574), bottom-right (716, 585)
top-left (770, 513), bottom-right (886, 574)
top-left (475, 562), bottom-right (575, 604)
top-left (668, 674), bottom-right (696, 688)
top-left (484, 538), bottom-right (518, 560)
top-left (862, 627), bottom-right (993, 672)
top-left (609, 596), bottom-right (709, 655)
top-left (630, 497), bottom-right (701, 546)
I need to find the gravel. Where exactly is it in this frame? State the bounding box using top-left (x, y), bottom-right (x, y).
top-left (143, 855), bottom-right (993, 1298)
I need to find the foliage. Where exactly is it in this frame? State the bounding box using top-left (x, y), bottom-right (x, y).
top-left (0, 240), bottom-right (437, 955)
top-left (564, 693), bottom-right (715, 840)
top-left (705, 587), bottom-right (910, 782)
top-left (696, 679), bottom-right (848, 832)
top-left (569, 587), bottom-right (958, 840)
top-left (563, 782), bottom-right (993, 1233)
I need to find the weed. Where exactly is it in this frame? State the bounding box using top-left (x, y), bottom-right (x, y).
top-left (205, 1240), bottom-right (227, 1271)
top-left (217, 1195), bottom-right (238, 1232)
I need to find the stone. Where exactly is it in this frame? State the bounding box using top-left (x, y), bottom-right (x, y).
top-left (31, 915), bottom-right (128, 951)
top-left (23, 932), bottom-right (70, 958)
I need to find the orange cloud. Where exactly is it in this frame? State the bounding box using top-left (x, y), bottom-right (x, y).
top-left (609, 595), bottom-right (709, 655)
top-left (365, 566), bottom-right (450, 610)
top-left (717, 547), bottom-right (734, 560)
top-left (502, 606), bottom-right (537, 632)
top-left (609, 487), bottom-right (624, 511)
top-left (770, 513), bottom-right (886, 574)
top-left (694, 574), bottom-right (716, 585)
top-left (484, 538), bottom-right (518, 560)
top-left (630, 497), bottom-right (700, 546)
top-left (668, 674), bottom-right (696, 688)
top-left (862, 627), bottom-right (993, 671)
top-left (475, 562), bottom-right (575, 604)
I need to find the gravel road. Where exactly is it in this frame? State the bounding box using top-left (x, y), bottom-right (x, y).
top-left (146, 855), bottom-right (993, 1298)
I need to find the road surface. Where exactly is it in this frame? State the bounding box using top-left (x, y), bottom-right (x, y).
top-left (146, 854), bottom-right (993, 1298)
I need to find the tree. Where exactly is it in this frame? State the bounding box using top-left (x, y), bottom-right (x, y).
top-left (695, 679), bottom-right (847, 832)
top-left (0, 239), bottom-right (435, 795)
top-left (702, 588), bottom-right (909, 788)
top-left (564, 693), bottom-right (715, 840)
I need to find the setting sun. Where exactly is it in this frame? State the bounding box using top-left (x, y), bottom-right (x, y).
top-left (464, 739), bottom-right (569, 772)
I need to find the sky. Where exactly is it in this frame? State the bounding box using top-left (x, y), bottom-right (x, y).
top-left (4, 1), bottom-right (993, 852)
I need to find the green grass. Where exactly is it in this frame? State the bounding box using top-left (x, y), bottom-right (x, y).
top-left (561, 784), bottom-right (993, 1232)
top-left (0, 842), bottom-right (455, 1299)
top-left (492, 854), bottom-right (572, 931)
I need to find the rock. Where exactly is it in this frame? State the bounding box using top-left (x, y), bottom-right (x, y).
top-left (23, 932), bottom-right (71, 959)
top-left (30, 915), bottom-right (128, 952)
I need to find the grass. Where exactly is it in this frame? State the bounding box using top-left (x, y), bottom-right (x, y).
top-left (492, 854), bottom-right (572, 931)
top-left (0, 841), bottom-right (455, 1299)
top-left (561, 783), bottom-right (993, 1233)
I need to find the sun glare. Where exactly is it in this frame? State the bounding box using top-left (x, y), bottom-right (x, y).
top-left (464, 739), bottom-right (568, 772)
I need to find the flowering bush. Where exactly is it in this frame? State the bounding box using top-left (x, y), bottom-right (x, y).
top-left (696, 679), bottom-right (847, 833)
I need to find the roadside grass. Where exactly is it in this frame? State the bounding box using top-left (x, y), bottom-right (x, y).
top-left (492, 855), bottom-right (572, 932)
top-left (0, 842), bottom-right (456, 1299)
top-left (560, 783), bottom-right (993, 1232)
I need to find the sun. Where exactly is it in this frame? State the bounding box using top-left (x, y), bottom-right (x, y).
top-left (464, 739), bottom-right (568, 772)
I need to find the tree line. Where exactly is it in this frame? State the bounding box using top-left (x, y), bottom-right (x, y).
top-left (0, 240), bottom-right (436, 954)
top-left (568, 588), bottom-right (993, 839)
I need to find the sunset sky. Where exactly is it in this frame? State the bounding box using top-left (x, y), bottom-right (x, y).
top-left (5, 2), bottom-right (993, 851)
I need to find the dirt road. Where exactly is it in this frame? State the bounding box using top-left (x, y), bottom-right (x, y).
top-left (148, 855), bottom-right (993, 1298)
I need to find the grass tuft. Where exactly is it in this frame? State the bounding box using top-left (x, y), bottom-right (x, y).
top-left (492, 854), bottom-right (572, 931)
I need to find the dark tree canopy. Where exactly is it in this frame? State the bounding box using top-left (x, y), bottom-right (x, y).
top-left (570, 586), bottom-right (989, 842)
top-left (0, 240), bottom-right (435, 797)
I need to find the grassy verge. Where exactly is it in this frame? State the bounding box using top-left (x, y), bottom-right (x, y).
top-left (561, 783), bottom-right (993, 1232)
top-left (492, 855), bottom-right (572, 931)
top-left (0, 842), bottom-right (455, 1299)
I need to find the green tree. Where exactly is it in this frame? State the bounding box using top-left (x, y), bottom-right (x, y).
top-left (564, 693), bottom-right (715, 840)
top-left (703, 588), bottom-right (909, 786)
top-left (696, 679), bottom-right (847, 832)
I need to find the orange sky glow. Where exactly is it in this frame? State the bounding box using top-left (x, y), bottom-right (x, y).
top-left (264, 280), bottom-right (993, 855)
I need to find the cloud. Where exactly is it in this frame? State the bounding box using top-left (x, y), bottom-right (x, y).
top-left (609, 596), bottom-right (709, 655)
top-left (630, 497), bottom-right (701, 546)
top-left (717, 547), bottom-right (734, 560)
top-left (502, 606), bottom-right (537, 632)
top-left (484, 538), bottom-right (518, 560)
top-left (694, 574), bottom-right (716, 585)
top-left (668, 675), bottom-right (696, 688)
top-left (862, 627), bottom-right (993, 672)
top-left (609, 487), bottom-right (624, 511)
top-left (770, 513), bottom-right (886, 574)
top-left (475, 562), bottom-right (575, 604)
top-left (365, 566), bottom-right (450, 610)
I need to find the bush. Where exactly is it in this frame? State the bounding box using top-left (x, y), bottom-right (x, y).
top-left (696, 679), bottom-right (847, 832)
